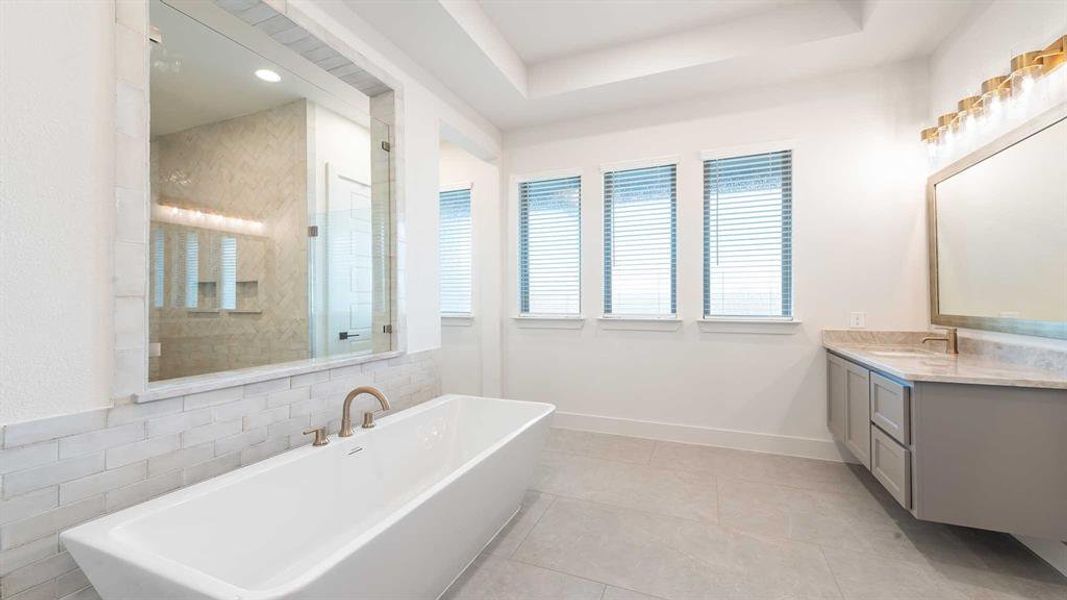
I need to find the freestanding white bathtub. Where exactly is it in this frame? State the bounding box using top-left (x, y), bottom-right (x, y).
top-left (62, 394), bottom-right (554, 600)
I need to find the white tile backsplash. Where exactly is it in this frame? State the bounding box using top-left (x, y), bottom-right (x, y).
top-left (0, 496), bottom-right (105, 551)
top-left (2, 455), bottom-right (105, 500)
top-left (57, 424), bottom-right (145, 460)
top-left (0, 444), bottom-right (59, 476)
top-left (104, 435), bottom-right (179, 469)
top-left (3, 412), bottom-right (107, 449)
top-left (0, 488), bottom-right (58, 526)
top-left (0, 349), bottom-right (440, 599)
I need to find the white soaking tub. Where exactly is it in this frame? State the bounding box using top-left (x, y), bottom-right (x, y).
top-left (62, 394), bottom-right (554, 600)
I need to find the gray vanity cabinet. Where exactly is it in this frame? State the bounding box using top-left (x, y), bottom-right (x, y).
top-left (826, 350), bottom-right (1067, 540)
top-left (828, 354), bottom-right (873, 469)
top-left (827, 352), bottom-right (909, 504)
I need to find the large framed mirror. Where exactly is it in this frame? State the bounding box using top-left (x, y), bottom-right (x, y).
top-left (147, 0), bottom-right (397, 383)
top-left (928, 103), bottom-right (1067, 339)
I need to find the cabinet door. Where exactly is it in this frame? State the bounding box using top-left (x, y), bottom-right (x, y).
top-left (844, 361), bottom-right (871, 469)
top-left (827, 355), bottom-right (847, 442)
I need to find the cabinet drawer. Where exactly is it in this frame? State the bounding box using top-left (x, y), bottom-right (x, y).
top-left (870, 372), bottom-right (910, 444)
top-left (871, 426), bottom-right (911, 509)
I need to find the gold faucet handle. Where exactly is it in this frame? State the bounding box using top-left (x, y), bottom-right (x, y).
top-left (361, 411), bottom-right (378, 429)
top-left (303, 426), bottom-right (329, 446)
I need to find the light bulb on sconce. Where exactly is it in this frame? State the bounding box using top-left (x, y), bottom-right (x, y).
top-left (956, 96), bottom-right (981, 141)
top-left (1009, 51), bottom-right (1043, 111)
top-left (978, 75), bottom-right (1009, 132)
top-left (920, 127), bottom-right (939, 161)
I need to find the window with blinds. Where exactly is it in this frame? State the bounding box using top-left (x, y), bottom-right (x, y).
top-left (704, 150), bottom-right (793, 318)
top-left (519, 176), bottom-right (581, 315)
top-left (220, 236), bottom-right (237, 310)
top-left (439, 188), bottom-right (472, 315)
top-left (184, 232), bottom-right (198, 309)
top-left (603, 164), bottom-right (677, 316)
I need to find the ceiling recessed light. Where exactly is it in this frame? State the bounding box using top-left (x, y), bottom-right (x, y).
top-left (255, 69), bottom-right (281, 83)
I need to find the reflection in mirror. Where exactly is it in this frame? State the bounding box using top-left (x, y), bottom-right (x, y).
top-left (933, 113), bottom-right (1067, 330)
top-left (148, 0), bottom-right (394, 382)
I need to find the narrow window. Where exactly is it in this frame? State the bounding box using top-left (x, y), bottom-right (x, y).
top-left (184, 232), bottom-right (199, 309)
top-left (439, 187), bottom-right (472, 315)
top-left (220, 236), bottom-right (237, 311)
top-left (153, 230), bottom-right (164, 308)
top-left (519, 176), bottom-right (581, 315)
top-left (704, 150), bottom-right (793, 318)
top-left (603, 164), bottom-right (677, 316)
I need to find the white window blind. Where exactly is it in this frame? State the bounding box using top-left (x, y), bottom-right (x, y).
top-left (184, 232), bottom-right (198, 309)
top-left (704, 150), bottom-right (793, 318)
top-left (519, 176), bottom-right (581, 315)
top-left (439, 188), bottom-right (472, 315)
top-left (221, 236), bottom-right (237, 310)
top-left (603, 164), bottom-right (677, 316)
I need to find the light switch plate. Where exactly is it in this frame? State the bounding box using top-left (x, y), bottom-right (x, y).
top-left (849, 312), bottom-right (866, 328)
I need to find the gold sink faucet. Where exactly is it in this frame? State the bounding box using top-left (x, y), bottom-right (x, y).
top-left (921, 327), bottom-right (959, 355)
top-left (340, 386), bottom-right (391, 437)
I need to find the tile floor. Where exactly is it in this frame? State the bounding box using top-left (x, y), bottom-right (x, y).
top-left (443, 429), bottom-right (1067, 600)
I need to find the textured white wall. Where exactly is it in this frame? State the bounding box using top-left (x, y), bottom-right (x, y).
top-left (0, 1), bottom-right (116, 423)
top-left (495, 61), bottom-right (930, 454)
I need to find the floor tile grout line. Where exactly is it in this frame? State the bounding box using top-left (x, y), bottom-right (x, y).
top-left (506, 554), bottom-right (670, 600)
top-left (527, 487), bottom-right (716, 526)
top-left (506, 492), bottom-right (559, 560)
top-left (816, 545), bottom-right (849, 600)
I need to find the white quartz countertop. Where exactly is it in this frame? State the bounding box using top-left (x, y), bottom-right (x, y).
top-left (823, 333), bottom-right (1067, 390)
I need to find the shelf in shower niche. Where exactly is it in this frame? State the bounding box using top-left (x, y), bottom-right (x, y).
top-left (226, 309), bottom-right (262, 314)
top-left (187, 309), bottom-right (220, 315)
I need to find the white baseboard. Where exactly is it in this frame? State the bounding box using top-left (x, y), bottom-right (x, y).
top-left (551, 411), bottom-right (856, 463)
top-left (1014, 535), bottom-right (1067, 577)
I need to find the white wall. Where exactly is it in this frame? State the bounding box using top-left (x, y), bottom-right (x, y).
top-left (0, 1), bottom-right (116, 423)
top-left (929, 0), bottom-right (1066, 120)
top-left (438, 141), bottom-right (502, 396)
top-left (495, 62), bottom-right (930, 457)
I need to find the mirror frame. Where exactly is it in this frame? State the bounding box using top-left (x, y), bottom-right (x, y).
top-left (110, 0), bottom-right (408, 402)
top-left (927, 102), bottom-right (1067, 340)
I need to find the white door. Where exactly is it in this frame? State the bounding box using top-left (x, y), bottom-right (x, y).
top-left (325, 164), bottom-right (373, 356)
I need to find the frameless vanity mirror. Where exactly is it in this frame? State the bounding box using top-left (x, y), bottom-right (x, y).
top-left (928, 106), bottom-right (1067, 339)
top-left (148, 0), bottom-right (395, 381)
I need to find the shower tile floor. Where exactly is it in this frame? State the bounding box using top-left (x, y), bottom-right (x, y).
top-left (443, 429), bottom-right (1067, 600)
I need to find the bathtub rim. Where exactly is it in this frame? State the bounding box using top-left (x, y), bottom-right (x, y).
top-left (61, 394), bottom-right (555, 600)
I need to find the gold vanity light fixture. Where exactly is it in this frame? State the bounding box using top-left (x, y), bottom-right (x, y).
top-left (1009, 50), bottom-right (1043, 96)
top-left (921, 32), bottom-right (1066, 146)
top-left (1038, 35), bottom-right (1066, 74)
top-left (956, 95), bottom-right (982, 134)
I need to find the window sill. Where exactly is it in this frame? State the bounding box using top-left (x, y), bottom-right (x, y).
top-left (698, 317), bottom-right (802, 335)
top-left (442, 314), bottom-right (474, 327)
top-left (598, 316), bottom-right (682, 332)
top-left (512, 315), bottom-right (586, 330)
